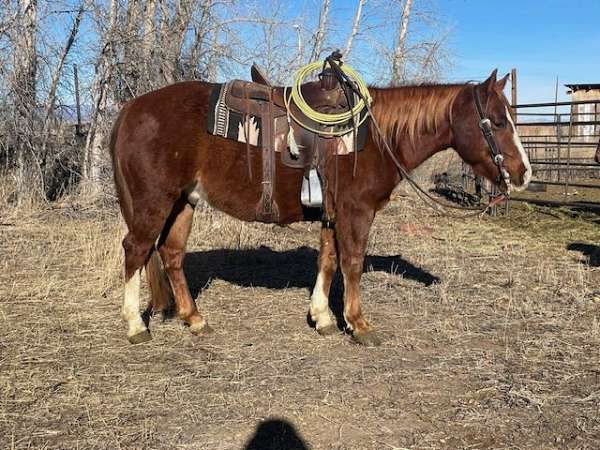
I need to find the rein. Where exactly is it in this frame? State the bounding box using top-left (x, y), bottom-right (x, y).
top-left (367, 103), bottom-right (501, 219)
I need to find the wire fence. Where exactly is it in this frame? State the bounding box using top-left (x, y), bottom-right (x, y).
top-left (435, 97), bottom-right (600, 214)
top-left (512, 98), bottom-right (600, 207)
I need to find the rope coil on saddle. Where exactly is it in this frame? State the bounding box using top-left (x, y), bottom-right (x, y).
top-left (284, 57), bottom-right (372, 136)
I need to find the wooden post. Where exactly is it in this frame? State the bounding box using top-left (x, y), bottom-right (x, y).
top-left (510, 68), bottom-right (517, 119)
top-left (565, 110), bottom-right (573, 196)
top-left (73, 64), bottom-right (81, 136)
top-left (556, 114), bottom-right (562, 182)
top-left (554, 77), bottom-right (560, 182)
top-left (507, 67), bottom-right (518, 216)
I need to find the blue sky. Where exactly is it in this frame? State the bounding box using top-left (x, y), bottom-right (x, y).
top-left (439, 0), bottom-right (600, 103)
top-left (45, 0), bottom-right (600, 107)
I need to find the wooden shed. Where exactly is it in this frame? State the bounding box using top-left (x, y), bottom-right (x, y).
top-left (565, 83), bottom-right (600, 142)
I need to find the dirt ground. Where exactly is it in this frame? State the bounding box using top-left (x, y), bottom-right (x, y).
top-left (1, 192), bottom-right (599, 450)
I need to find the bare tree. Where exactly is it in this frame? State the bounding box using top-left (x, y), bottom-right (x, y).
top-left (186, 0), bottom-right (213, 79)
top-left (142, 0), bottom-right (158, 75)
top-left (120, 0), bottom-right (142, 101)
top-left (310, 0), bottom-right (330, 62)
top-left (344, 0), bottom-right (366, 58)
top-left (391, 0), bottom-right (413, 85)
top-left (40, 5), bottom-right (84, 158)
top-left (159, 0), bottom-right (195, 84)
top-left (143, 0), bottom-right (170, 89)
top-left (417, 37), bottom-right (447, 81)
top-left (293, 23), bottom-right (304, 62)
top-left (13, 0), bottom-right (38, 202)
top-left (83, 0), bottom-right (118, 188)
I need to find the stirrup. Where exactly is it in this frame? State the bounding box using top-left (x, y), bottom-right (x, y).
top-left (301, 169), bottom-right (323, 208)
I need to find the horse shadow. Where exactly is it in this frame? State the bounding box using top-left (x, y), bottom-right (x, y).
top-left (183, 245), bottom-right (439, 326)
top-left (243, 418), bottom-right (309, 450)
top-left (567, 242), bottom-right (600, 267)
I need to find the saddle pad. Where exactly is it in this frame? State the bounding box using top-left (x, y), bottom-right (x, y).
top-left (208, 82), bottom-right (264, 147)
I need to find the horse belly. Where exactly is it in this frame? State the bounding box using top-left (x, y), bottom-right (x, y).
top-left (197, 139), bottom-right (306, 224)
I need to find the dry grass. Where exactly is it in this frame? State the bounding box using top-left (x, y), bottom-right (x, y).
top-left (1, 184), bottom-right (599, 450)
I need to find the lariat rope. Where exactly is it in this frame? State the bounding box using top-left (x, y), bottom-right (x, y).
top-left (284, 61), bottom-right (372, 136)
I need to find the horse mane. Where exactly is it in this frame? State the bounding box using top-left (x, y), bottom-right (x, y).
top-left (370, 83), bottom-right (465, 146)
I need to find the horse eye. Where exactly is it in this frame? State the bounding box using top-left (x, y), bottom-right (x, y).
top-left (493, 118), bottom-right (507, 129)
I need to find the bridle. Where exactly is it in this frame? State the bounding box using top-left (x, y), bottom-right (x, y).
top-left (472, 85), bottom-right (512, 193)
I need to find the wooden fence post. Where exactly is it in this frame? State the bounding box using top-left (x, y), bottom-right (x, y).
top-left (510, 68), bottom-right (517, 120)
top-left (74, 64), bottom-right (81, 136)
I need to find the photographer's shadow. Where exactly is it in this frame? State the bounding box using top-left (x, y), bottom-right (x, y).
top-left (243, 418), bottom-right (309, 450)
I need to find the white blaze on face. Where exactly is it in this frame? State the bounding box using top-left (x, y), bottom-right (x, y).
top-left (506, 106), bottom-right (532, 191)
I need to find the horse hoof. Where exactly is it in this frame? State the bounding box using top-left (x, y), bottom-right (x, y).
top-left (316, 324), bottom-right (339, 336)
top-left (128, 330), bottom-right (152, 345)
top-left (352, 330), bottom-right (382, 347)
top-left (190, 322), bottom-right (214, 336)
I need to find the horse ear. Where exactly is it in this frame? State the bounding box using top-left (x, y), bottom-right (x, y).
top-left (481, 69), bottom-right (498, 92)
top-left (496, 73), bottom-right (510, 92)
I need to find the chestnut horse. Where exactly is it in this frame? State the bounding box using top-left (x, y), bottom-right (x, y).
top-left (110, 69), bottom-right (531, 346)
top-left (595, 138), bottom-right (600, 164)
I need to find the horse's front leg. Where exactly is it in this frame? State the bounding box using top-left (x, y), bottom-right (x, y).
top-left (309, 226), bottom-right (339, 335)
top-left (336, 208), bottom-right (381, 346)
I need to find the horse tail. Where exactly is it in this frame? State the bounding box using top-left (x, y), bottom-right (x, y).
top-left (145, 248), bottom-right (174, 313)
top-left (109, 105), bottom-right (134, 225)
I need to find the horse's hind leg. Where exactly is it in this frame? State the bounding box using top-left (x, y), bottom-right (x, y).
top-left (121, 196), bottom-right (175, 344)
top-left (122, 233), bottom-right (155, 344)
top-left (309, 226), bottom-right (338, 335)
top-left (157, 198), bottom-right (211, 335)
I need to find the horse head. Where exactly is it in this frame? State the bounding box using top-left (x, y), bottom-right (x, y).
top-left (451, 70), bottom-right (531, 193)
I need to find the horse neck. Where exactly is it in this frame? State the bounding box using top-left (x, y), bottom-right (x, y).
top-left (369, 84), bottom-right (464, 172)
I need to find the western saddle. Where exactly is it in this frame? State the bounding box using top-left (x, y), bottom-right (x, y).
top-left (211, 61), bottom-right (361, 223)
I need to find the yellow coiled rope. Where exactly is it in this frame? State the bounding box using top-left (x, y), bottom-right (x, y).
top-left (284, 61), bottom-right (372, 136)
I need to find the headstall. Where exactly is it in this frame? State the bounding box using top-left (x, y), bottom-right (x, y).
top-left (472, 85), bottom-right (511, 193)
